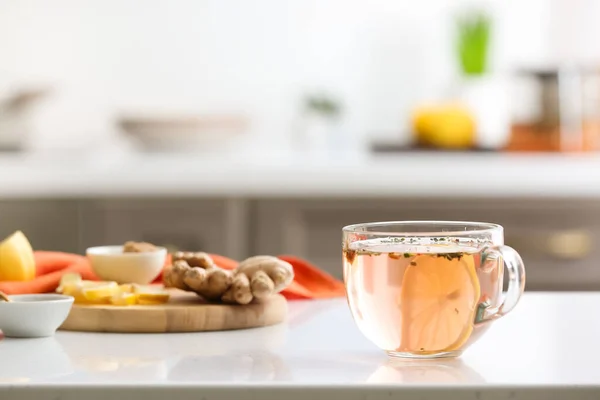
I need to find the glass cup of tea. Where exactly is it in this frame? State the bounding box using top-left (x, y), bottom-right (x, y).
top-left (342, 221), bottom-right (525, 359)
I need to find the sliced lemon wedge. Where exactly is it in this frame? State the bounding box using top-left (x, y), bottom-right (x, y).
top-left (118, 284), bottom-right (134, 294)
top-left (131, 284), bottom-right (158, 293)
top-left (57, 273), bottom-right (83, 293)
top-left (56, 273), bottom-right (170, 306)
top-left (0, 231), bottom-right (36, 281)
top-left (63, 287), bottom-right (90, 304)
top-left (82, 282), bottom-right (119, 302)
top-left (110, 292), bottom-right (137, 306)
top-left (136, 293), bottom-right (170, 305)
top-left (132, 285), bottom-right (170, 304)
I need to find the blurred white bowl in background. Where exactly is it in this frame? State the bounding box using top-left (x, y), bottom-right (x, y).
top-left (118, 114), bottom-right (248, 153)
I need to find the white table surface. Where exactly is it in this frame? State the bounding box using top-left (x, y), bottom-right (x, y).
top-left (0, 292), bottom-right (598, 400)
top-left (2, 151), bottom-right (600, 198)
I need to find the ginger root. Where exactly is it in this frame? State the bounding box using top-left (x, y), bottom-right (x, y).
top-left (250, 270), bottom-right (274, 299)
top-left (163, 252), bottom-right (294, 305)
top-left (172, 251), bottom-right (213, 268)
top-left (123, 241), bottom-right (157, 253)
top-left (164, 252), bottom-right (233, 300)
top-left (163, 260), bottom-right (190, 290)
top-left (234, 256), bottom-right (294, 292)
top-left (221, 273), bottom-right (253, 305)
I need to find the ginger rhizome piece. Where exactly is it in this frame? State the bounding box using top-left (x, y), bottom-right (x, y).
top-left (163, 252), bottom-right (294, 304)
top-left (123, 241), bottom-right (157, 253)
top-left (164, 252), bottom-right (232, 301)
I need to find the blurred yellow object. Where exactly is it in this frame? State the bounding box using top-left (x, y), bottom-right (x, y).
top-left (118, 284), bottom-right (134, 294)
top-left (59, 280), bottom-right (110, 304)
top-left (412, 104), bottom-right (476, 149)
top-left (136, 292), bottom-right (170, 305)
top-left (57, 273), bottom-right (82, 293)
top-left (82, 282), bottom-right (119, 302)
top-left (110, 292), bottom-right (137, 306)
top-left (56, 272), bottom-right (169, 306)
top-left (0, 231), bottom-right (36, 281)
top-left (133, 284), bottom-right (170, 304)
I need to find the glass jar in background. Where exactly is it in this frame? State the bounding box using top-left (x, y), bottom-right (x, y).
top-left (507, 66), bottom-right (600, 152)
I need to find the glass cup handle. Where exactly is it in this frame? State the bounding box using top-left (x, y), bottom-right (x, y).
top-left (477, 245), bottom-right (526, 323)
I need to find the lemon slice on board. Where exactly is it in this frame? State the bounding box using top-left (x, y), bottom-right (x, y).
top-left (57, 273), bottom-right (83, 293)
top-left (398, 254), bottom-right (480, 354)
top-left (118, 284), bottom-right (134, 294)
top-left (110, 292), bottom-right (137, 306)
top-left (56, 273), bottom-right (170, 306)
top-left (0, 231), bottom-right (36, 281)
top-left (132, 285), bottom-right (170, 304)
top-left (82, 282), bottom-right (119, 302)
top-left (136, 293), bottom-right (170, 305)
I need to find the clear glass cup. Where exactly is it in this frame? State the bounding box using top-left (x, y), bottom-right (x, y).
top-left (342, 221), bottom-right (525, 359)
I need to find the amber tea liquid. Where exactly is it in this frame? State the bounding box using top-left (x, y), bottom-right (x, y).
top-left (343, 237), bottom-right (503, 357)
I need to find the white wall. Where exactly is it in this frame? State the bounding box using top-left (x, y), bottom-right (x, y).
top-left (0, 0), bottom-right (597, 152)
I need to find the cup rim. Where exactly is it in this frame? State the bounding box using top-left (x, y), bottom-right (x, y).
top-left (342, 220), bottom-right (503, 237)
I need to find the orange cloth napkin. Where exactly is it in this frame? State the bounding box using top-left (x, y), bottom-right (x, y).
top-left (0, 251), bottom-right (346, 300)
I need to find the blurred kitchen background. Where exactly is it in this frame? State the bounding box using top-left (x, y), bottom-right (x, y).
top-left (0, 0), bottom-right (599, 290)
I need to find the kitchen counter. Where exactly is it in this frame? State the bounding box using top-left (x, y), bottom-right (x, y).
top-left (1, 151), bottom-right (600, 198)
top-left (0, 292), bottom-right (598, 399)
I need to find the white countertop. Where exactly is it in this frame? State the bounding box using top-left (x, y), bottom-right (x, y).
top-left (2, 151), bottom-right (600, 198)
top-left (0, 292), bottom-right (599, 399)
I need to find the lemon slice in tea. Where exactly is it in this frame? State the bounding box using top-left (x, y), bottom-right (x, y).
top-left (398, 253), bottom-right (480, 354)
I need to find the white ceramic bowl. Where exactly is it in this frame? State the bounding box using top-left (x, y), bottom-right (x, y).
top-left (0, 294), bottom-right (74, 338)
top-left (118, 114), bottom-right (247, 153)
top-left (86, 245), bottom-right (167, 284)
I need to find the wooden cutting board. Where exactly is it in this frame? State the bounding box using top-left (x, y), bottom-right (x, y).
top-left (59, 290), bottom-right (288, 333)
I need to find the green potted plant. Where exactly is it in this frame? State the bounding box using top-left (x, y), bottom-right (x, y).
top-left (297, 92), bottom-right (343, 156)
top-left (457, 11), bottom-right (491, 77)
top-left (455, 9), bottom-right (510, 150)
